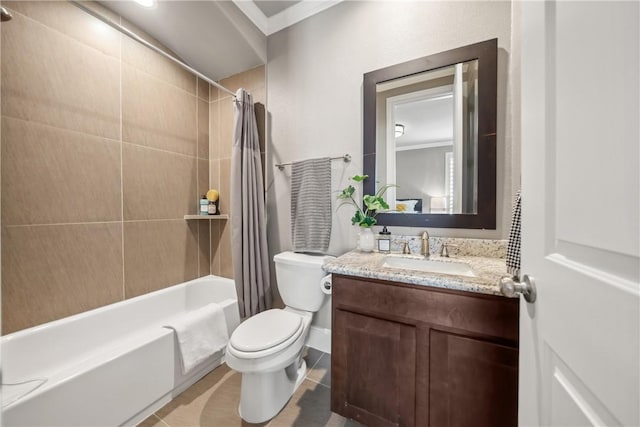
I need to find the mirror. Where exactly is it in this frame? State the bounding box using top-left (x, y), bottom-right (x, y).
top-left (363, 39), bottom-right (497, 229)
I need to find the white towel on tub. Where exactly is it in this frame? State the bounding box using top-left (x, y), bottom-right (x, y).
top-left (163, 303), bottom-right (229, 374)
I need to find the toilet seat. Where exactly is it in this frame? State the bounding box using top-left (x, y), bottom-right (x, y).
top-left (228, 309), bottom-right (304, 359)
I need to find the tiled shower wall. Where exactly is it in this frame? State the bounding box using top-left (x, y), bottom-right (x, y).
top-left (0, 2), bottom-right (266, 334)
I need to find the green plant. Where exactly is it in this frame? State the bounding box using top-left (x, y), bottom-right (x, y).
top-left (337, 175), bottom-right (396, 228)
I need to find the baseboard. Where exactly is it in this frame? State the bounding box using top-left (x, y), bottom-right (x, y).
top-left (307, 326), bottom-right (331, 354)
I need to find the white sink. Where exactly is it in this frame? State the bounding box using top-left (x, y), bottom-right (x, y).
top-left (382, 256), bottom-right (476, 277)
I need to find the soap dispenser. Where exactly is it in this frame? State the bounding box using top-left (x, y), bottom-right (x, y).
top-left (378, 226), bottom-right (391, 253)
top-left (199, 195), bottom-right (208, 216)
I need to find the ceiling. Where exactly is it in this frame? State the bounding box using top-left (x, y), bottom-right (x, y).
top-left (378, 67), bottom-right (457, 152)
top-left (395, 95), bottom-right (454, 151)
top-left (98, 1), bottom-right (341, 82)
top-left (233, 0), bottom-right (342, 35)
top-left (253, 1), bottom-right (302, 18)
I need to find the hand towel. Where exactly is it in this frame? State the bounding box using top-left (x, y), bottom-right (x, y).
top-left (506, 191), bottom-right (521, 278)
top-left (291, 157), bottom-right (332, 254)
top-left (164, 303), bottom-right (228, 374)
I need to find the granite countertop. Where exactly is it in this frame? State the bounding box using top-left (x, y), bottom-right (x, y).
top-left (323, 250), bottom-right (513, 298)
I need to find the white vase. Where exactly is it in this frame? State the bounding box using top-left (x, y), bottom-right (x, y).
top-left (358, 227), bottom-right (375, 252)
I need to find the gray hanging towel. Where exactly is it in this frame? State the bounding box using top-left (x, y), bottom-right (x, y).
top-left (290, 157), bottom-right (332, 254)
top-left (506, 191), bottom-right (521, 277)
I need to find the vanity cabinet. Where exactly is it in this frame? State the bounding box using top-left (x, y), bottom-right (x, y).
top-left (331, 274), bottom-right (519, 427)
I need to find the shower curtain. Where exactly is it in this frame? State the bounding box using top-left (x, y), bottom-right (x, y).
top-left (231, 88), bottom-right (272, 318)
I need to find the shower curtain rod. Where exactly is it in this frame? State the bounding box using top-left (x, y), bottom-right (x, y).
top-left (70, 1), bottom-right (237, 99)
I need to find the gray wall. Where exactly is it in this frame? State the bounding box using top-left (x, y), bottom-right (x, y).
top-left (396, 146), bottom-right (451, 207)
top-left (266, 1), bottom-right (517, 328)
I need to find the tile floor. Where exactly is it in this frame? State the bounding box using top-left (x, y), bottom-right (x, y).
top-left (139, 348), bottom-right (360, 427)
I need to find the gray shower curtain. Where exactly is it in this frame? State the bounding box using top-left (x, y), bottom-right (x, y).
top-left (231, 88), bottom-right (271, 318)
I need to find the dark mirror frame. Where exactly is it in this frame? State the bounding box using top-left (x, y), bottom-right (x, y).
top-left (363, 38), bottom-right (497, 229)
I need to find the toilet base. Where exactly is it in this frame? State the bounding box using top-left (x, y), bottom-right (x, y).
top-left (238, 358), bottom-right (307, 423)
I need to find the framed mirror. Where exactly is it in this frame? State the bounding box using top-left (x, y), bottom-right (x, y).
top-left (363, 39), bottom-right (497, 229)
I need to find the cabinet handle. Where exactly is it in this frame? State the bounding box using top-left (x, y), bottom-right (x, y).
top-left (499, 274), bottom-right (536, 303)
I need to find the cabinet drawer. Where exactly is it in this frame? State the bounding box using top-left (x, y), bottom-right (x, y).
top-left (332, 274), bottom-right (518, 344)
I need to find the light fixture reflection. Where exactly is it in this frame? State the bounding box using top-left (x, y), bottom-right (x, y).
top-left (134, 0), bottom-right (156, 8)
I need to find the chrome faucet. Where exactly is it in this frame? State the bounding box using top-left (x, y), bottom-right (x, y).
top-left (421, 231), bottom-right (430, 259)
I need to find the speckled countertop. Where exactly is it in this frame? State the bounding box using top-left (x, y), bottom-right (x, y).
top-left (323, 250), bottom-right (513, 298)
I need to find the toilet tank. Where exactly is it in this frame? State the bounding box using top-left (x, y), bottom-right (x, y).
top-left (274, 251), bottom-right (335, 312)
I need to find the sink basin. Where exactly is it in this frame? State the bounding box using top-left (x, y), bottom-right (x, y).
top-left (382, 256), bottom-right (476, 277)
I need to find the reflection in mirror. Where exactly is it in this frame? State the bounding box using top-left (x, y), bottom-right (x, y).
top-left (363, 38), bottom-right (497, 229)
top-left (376, 60), bottom-right (479, 214)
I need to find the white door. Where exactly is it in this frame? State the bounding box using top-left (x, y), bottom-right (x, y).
top-left (520, 1), bottom-right (639, 426)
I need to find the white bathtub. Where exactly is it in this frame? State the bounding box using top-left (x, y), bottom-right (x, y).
top-left (1, 275), bottom-right (240, 427)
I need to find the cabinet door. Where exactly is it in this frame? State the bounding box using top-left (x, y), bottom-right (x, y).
top-left (427, 330), bottom-right (518, 427)
top-left (332, 309), bottom-right (416, 427)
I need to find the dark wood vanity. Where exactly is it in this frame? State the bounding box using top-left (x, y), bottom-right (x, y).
top-left (335, 34), bottom-right (513, 426)
top-left (330, 274), bottom-right (519, 427)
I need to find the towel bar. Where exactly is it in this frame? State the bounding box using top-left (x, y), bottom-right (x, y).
top-left (275, 154), bottom-right (351, 171)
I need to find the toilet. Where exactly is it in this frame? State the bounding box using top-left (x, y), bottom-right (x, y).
top-left (225, 251), bottom-right (334, 423)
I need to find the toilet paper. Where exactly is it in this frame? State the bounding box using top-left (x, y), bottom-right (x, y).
top-left (320, 274), bottom-right (332, 295)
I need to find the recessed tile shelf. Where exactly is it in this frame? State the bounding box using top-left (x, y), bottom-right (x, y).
top-left (183, 215), bottom-right (229, 220)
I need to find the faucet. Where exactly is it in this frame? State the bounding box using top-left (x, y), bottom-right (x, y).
top-left (421, 231), bottom-right (430, 259)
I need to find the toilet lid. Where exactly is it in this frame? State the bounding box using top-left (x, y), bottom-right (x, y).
top-left (230, 309), bottom-right (303, 352)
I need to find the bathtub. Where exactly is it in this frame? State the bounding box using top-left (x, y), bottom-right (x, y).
top-left (1, 275), bottom-right (240, 426)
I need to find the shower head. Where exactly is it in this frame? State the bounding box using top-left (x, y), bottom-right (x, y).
top-left (1, 7), bottom-right (13, 22)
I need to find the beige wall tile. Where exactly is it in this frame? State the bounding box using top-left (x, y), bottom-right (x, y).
top-left (120, 18), bottom-right (180, 58)
top-left (218, 97), bottom-right (234, 159)
top-left (123, 144), bottom-right (197, 220)
top-left (122, 35), bottom-right (196, 95)
top-left (2, 223), bottom-right (123, 334)
top-left (198, 158), bottom-right (210, 200)
top-left (209, 83), bottom-right (219, 102)
top-left (197, 77), bottom-right (209, 102)
top-left (122, 64), bottom-right (197, 156)
top-left (209, 159), bottom-right (220, 195)
top-left (4, 1), bottom-right (120, 58)
top-left (209, 100), bottom-right (220, 160)
top-left (1, 10), bottom-right (120, 139)
top-left (219, 158), bottom-right (231, 216)
top-left (2, 117), bottom-right (121, 225)
top-left (198, 99), bottom-right (209, 160)
top-left (123, 220), bottom-right (198, 298)
top-left (219, 65), bottom-right (265, 94)
top-left (209, 221), bottom-right (220, 276)
top-left (219, 220), bottom-right (233, 279)
top-left (198, 222), bottom-right (211, 277)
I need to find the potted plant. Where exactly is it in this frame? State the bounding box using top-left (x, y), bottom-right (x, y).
top-left (337, 174), bottom-right (395, 252)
